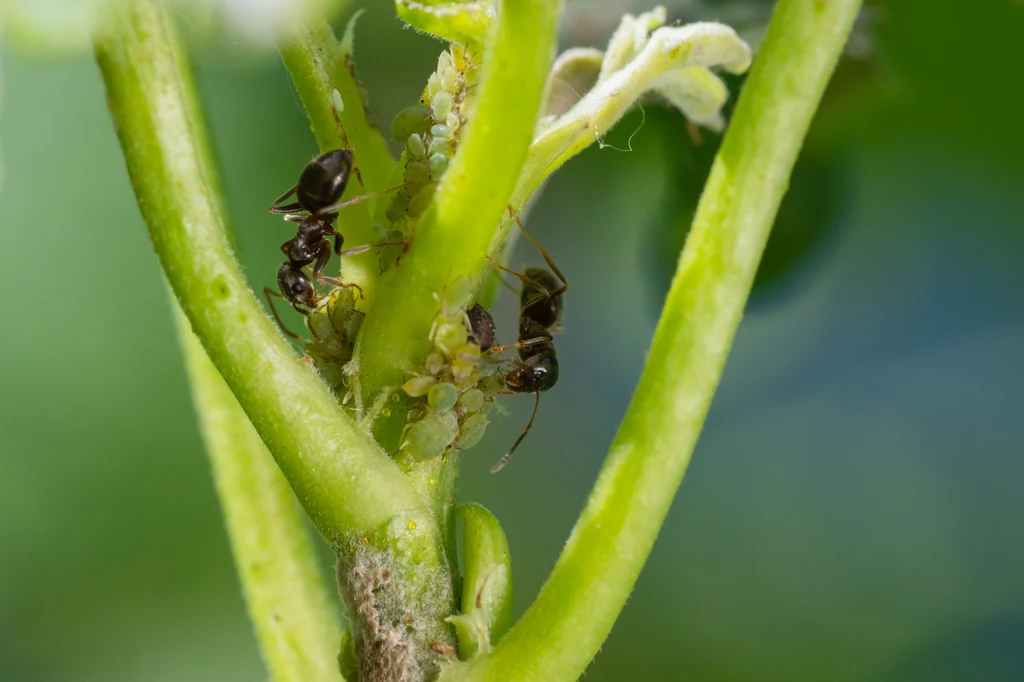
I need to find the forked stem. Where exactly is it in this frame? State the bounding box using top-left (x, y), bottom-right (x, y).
top-left (440, 1), bottom-right (864, 680)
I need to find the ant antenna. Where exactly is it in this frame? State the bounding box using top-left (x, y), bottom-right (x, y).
top-left (490, 391), bottom-right (540, 474)
top-left (264, 287), bottom-right (300, 339)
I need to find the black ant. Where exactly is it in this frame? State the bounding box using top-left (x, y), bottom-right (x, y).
top-left (264, 149), bottom-right (405, 338)
top-left (485, 214), bottom-right (568, 473)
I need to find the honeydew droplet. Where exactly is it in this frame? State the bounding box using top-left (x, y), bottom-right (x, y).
top-left (407, 520), bottom-right (417, 531)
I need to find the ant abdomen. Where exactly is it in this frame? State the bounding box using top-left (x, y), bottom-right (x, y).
top-left (296, 149), bottom-right (354, 214)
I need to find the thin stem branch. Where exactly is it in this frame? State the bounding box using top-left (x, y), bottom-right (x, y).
top-left (177, 308), bottom-right (344, 682)
top-left (352, 0), bottom-right (563, 446)
top-left (94, 0), bottom-right (416, 540)
top-left (441, 1), bottom-right (864, 680)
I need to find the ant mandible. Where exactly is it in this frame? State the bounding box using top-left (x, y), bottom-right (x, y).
top-left (264, 149), bottom-right (405, 338)
top-left (485, 212), bottom-right (569, 473)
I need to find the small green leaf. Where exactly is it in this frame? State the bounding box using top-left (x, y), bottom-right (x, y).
top-left (450, 503), bottom-right (512, 659)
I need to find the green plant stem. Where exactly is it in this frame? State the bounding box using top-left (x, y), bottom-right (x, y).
top-left (279, 12), bottom-right (398, 299)
top-left (94, 0), bottom-right (416, 540)
top-left (177, 308), bottom-right (344, 682)
top-left (352, 0), bottom-right (562, 448)
top-left (440, 1), bottom-right (863, 680)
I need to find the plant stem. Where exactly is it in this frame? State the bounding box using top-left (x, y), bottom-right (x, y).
top-left (94, 0), bottom-right (416, 540)
top-left (440, 1), bottom-right (863, 680)
top-left (352, 0), bottom-right (563, 449)
top-left (177, 308), bottom-right (344, 682)
top-left (280, 12), bottom-right (398, 299)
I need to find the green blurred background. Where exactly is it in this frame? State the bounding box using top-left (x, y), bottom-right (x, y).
top-left (2, 0), bottom-right (1023, 680)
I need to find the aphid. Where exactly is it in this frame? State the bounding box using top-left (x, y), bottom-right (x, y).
top-left (486, 218), bottom-right (568, 473)
top-left (263, 150), bottom-right (405, 338)
top-left (465, 303), bottom-right (496, 352)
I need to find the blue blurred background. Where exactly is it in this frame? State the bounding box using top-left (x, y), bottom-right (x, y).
top-left (2, 0), bottom-right (1022, 680)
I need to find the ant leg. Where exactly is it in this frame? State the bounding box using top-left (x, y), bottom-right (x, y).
top-left (510, 210), bottom-right (568, 298)
top-left (317, 274), bottom-right (365, 299)
top-left (332, 231), bottom-right (344, 256)
top-left (490, 391), bottom-right (540, 473)
top-left (264, 287), bottom-right (300, 339)
top-left (314, 181), bottom-right (412, 216)
top-left (487, 336), bottom-right (551, 356)
top-left (269, 184), bottom-right (304, 214)
top-left (310, 239), bottom-right (333, 279)
top-left (485, 256), bottom-right (550, 297)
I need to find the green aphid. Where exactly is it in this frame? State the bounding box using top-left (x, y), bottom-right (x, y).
top-left (391, 104), bottom-right (433, 142)
top-left (434, 321), bottom-right (468, 357)
top-left (424, 352), bottom-right (447, 375)
top-left (457, 388), bottom-right (485, 414)
top-left (428, 382), bottom-right (459, 413)
top-left (440, 66), bottom-right (457, 91)
top-left (429, 153), bottom-right (449, 182)
top-left (406, 160), bottom-right (431, 187)
top-left (431, 92), bottom-right (453, 121)
top-left (403, 413), bottom-right (458, 462)
top-left (408, 184), bottom-right (437, 218)
top-left (407, 133), bottom-right (426, 159)
top-left (386, 192), bottom-right (411, 223)
top-left (456, 413), bottom-right (489, 450)
top-left (403, 375), bottom-right (436, 398)
top-left (451, 343), bottom-right (481, 381)
top-left (431, 123), bottom-right (452, 140)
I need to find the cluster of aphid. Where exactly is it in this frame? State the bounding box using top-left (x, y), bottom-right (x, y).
top-left (397, 300), bottom-right (503, 464)
top-left (265, 149), bottom-right (566, 472)
top-left (386, 45), bottom-right (479, 223)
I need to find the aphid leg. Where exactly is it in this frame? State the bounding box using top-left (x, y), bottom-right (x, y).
top-left (491, 391), bottom-right (541, 474)
top-left (263, 287), bottom-right (300, 339)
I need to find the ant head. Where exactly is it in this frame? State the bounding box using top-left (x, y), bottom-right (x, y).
top-left (277, 263), bottom-right (316, 305)
top-left (521, 267), bottom-right (562, 328)
top-left (296, 149), bottom-right (354, 215)
top-left (505, 354), bottom-right (558, 394)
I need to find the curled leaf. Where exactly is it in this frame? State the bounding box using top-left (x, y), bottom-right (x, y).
top-left (525, 20), bottom-right (751, 195)
top-left (448, 502), bottom-right (512, 659)
top-left (396, 0), bottom-right (494, 45)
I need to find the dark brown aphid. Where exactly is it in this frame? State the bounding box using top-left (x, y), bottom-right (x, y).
top-left (465, 303), bottom-right (496, 352)
top-left (264, 150), bottom-right (405, 338)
